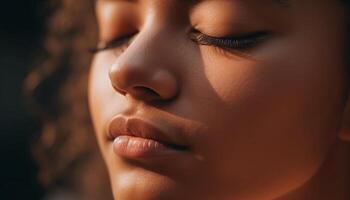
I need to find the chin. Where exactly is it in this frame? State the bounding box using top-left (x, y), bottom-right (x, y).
top-left (110, 169), bottom-right (192, 200)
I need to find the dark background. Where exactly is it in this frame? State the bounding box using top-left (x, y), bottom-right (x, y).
top-left (1, 0), bottom-right (45, 199)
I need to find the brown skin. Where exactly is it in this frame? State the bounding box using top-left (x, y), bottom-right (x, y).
top-left (89, 0), bottom-right (350, 199)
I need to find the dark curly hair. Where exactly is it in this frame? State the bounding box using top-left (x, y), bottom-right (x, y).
top-left (25, 0), bottom-right (112, 199)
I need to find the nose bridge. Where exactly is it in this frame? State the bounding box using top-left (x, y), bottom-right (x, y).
top-left (108, 22), bottom-right (181, 102)
top-left (131, 21), bottom-right (179, 67)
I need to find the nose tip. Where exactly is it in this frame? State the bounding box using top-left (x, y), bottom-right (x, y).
top-left (109, 62), bottom-right (179, 102)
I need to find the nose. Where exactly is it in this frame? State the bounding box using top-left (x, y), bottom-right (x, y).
top-left (108, 32), bottom-right (179, 102)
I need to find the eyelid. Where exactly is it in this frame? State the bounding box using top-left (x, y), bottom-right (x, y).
top-left (90, 33), bottom-right (137, 53)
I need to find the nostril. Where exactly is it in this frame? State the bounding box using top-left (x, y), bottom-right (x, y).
top-left (132, 86), bottom-right (161, 99)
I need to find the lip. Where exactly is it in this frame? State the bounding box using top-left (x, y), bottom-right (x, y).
top-left (107, 116), bottom-right (190, 159)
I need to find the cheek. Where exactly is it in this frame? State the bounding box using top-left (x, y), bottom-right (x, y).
top-left (196, 35), bottom-right (347, 196)
top-left (88, 53), bottom-right (127, 146)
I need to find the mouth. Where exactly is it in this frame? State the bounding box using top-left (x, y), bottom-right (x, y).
top-left (107, 116), bottom-right (190, 159)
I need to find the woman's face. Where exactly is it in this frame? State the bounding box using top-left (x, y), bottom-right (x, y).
top-left (89, 0), bottom-right (349, 199)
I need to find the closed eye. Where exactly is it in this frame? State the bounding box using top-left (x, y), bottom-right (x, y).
top-left (90, 30), bottom-right (269, 54)
top-left (90, 33), bottom-right (136, 53)
top-left (189, 30), bottom-right (269, 51)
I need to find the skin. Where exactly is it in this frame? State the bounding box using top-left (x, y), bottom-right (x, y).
top-left (88, 0), bottom-right (350, 199)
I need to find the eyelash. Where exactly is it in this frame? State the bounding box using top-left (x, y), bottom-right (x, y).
top-left (189, 30), bottom-right (268, 51)
top-left (91, 30), bottom-right (268, 53)
top-left (90, 33), bottom-right (135, 53)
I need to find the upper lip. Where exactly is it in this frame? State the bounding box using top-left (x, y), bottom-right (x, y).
top-left (107, 115), bottom-right (190, 150)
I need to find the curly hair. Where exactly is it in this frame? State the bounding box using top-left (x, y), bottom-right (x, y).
top-left (25, 0), bottom-right (112, 199)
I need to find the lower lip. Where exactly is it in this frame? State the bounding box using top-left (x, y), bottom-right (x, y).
top-left (113, 135), bottom-right (184, 158)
